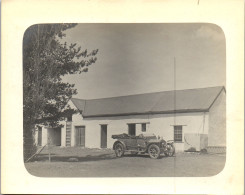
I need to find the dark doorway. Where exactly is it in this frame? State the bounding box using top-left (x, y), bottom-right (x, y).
top-left (47, 128), bottom-right (61, 146)
top-left (128, 124), bottom-right (136, 136)
top-left (54, 128), bottom-right (61, 146)
top-left (38, 126), bottom-right (42, 146)
top-left (101, 125), bottom-right (107, 148)
top-left (75, 126), bottom-right (85, 147)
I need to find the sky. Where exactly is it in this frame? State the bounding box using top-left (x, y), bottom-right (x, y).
top-left (61, 23), bottom-right (226, 99)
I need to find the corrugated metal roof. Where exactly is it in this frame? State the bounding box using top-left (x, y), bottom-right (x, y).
top-left (71, 86), bottom-right (225, 117)
top-left (70, 98), bottom-right (86, 111)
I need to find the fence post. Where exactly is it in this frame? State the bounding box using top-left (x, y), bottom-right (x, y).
top-left (48, 136), bottom-right (51, 162)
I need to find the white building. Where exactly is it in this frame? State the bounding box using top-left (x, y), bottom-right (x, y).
top-left (35, 86), bottom-right (226, 152)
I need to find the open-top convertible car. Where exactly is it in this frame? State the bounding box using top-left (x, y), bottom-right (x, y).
top-left (112, 133), bottom-right (175, 159)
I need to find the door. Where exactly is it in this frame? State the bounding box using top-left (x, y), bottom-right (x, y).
top-left (54, 128), bottom-right (61, 146)
top-left (137, 137), bottom-right (146, 149)
top-left (101, 125), bottom-right (107, 148)
top-left (124, 136), bottom-right (138, 149)
top-left (75, 126), bottom-right (85, 147)
top-left (47, 128), bottom-right (61, 146)
top-left (128, 124), bottom-right (136, 136)
top-left (126, 124), bottom-right (137, 149)
top-left (38, 126), bottom-right (42, 146)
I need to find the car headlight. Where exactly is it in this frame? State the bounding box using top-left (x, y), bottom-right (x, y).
top-left (161, 142), bottom-right (165, 147)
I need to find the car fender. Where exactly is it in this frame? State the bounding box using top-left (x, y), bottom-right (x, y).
top-left (146, 142), bottom-right (160, 150)
top-left (147, 140), bottom-right (162, 148)
top-left (167, 140), bottom-right (174, 145)
top-left (113, 140), bottom-right (126, 150)
top-left (148, 139), bottom-right (161, 143)
top-left (146, 142), bottom-right (164, 154)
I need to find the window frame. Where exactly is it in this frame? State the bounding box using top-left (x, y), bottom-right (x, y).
top-left (141, 123), bottom-right (146, 132)
top-left (174, 125), bottom-right (183, 142)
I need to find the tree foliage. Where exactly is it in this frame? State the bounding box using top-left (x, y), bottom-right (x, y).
top-left (23, 24), bottom-right (98, 159)
top-left (23, 23), bottom-right (98, 126)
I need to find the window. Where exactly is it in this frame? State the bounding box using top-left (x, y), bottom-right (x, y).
top-left (67, 114), bottom-right (72, 121)
top-left (174, 126), bottom-right (183, 142)
top-left (141, 123), bottom-right (146, 132)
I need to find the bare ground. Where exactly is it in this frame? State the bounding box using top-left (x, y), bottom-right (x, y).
top-left (24, 147), bottom-right (226, 177)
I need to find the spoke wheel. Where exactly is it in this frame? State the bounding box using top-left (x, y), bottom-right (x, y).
top-left (148, 144), bottom-right (160, 159)
top-left (115, 143), bottom-right (124, 157)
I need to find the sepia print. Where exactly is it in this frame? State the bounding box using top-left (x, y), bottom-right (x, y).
top-left (23, 23), bottom-right (226, 177)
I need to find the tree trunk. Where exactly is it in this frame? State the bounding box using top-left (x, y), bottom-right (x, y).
top-left (23, 123), bottom-right (37, 161)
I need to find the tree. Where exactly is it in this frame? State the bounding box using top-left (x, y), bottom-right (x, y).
top-left (23, 24), bottom-right (98, 160)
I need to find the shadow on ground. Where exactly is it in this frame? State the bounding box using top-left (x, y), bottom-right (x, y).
top-left (33, 153), bottom-right (116, 162)
top-left (32, 152), bottom-right (168, 162)
top-left (123, 153), bottom-right (169, 159)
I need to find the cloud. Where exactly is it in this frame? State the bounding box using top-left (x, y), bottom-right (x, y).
top-left (194, 25), bottom-right (225, 41)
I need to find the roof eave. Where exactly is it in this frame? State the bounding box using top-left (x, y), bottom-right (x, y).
top-left (208, 86), bottom-right (226, 110)
top-left (82, 109), bottom-right (209, 118)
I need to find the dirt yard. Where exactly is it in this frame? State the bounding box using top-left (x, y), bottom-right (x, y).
top-left (25, 147), bottom-right (226, 177)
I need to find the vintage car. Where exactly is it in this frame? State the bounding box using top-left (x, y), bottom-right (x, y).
top-left (112, 133), bottom-right (175, 159)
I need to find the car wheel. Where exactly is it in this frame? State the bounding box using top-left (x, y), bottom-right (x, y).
top-left (115, 143), bottom-right (124, 157)
top-left (164, 144), bottom-right (175, 157)
top-left (148, 144), bottom-right (160, 159)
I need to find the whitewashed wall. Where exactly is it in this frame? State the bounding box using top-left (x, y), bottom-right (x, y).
top-left (34, 128), bottom-right (38, 146)
top-left (41, 127), bottom-right (48, 146)
top-left (60, 122), bottom-right (66, 147)
top-left (148, 112), bottom-right (209, 151)
top-left (208, 89), bottom-right (226, 146)
top-left (68, 111), bottom-right (209, 152)
top-left (34, 123), bottom-right (66, 147)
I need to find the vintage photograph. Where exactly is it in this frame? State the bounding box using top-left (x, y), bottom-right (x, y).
top-left (23, 23), bottom-right (226, 177)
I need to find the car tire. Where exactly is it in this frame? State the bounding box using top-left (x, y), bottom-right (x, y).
top-left (115, 143), bottom-right (124, 157)
top-left (148, 144), bottom-right (160, 159)
top-left (164, 144), bottom-right (175, 157)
